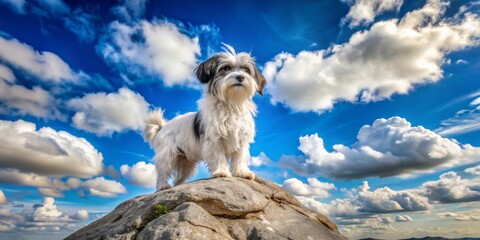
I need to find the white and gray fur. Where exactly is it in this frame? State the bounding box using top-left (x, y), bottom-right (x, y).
top-left (144, 45), bottom-right (266, 191)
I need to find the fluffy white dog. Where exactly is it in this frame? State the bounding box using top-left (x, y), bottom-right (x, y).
top-left (144, 45), bottom-right (266, 191)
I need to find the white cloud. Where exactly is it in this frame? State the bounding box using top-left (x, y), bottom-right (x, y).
top-left (71, 210), bottom-right (89, 221)
top-left (342, 0), bottom-right (403, 27)
top-left (282, 178), bottom-right (335, 199)
top-left (263, 0), bottom-right (480, 112)
top-left (81, 177), bottom-right (127, 197)
top-left (120, 161), bottom-right (156, 188)
top-left (280, 116), bottom-right (480, 179)
top-left (0, 170), bottom-right (67, 190)
top-left (67, 87), bottom-right (150, 136)
top-left (97, 19), bottom-right (201, 86)
top-left (0, 64), bottom-right (15, 83)
top-left (0, 208), bottom-right (23, 231)
top-left (297, 196), bottom-right (358, 218)
top-left (465, 165), bottom-right (480, 175)
top-left (421, 171), bottom-right (480, 203)
top-left (0, 197), bottom-right (90, 234)
top-left (0, 119), bottom-right (104, 178)
top-left (0, 64), bottom-right (63, 119)
top-left (63, 8), bottom-right (98, 43)
top-left (248, 152), bottom-right (272, 167)
top-left (436, 97), bottom-right (480, 136)
top-left (456, 59), bottom-right (469, 64)
top-left (0, 0), bottom-right (26, 14)
top-left (0, 190), bottom-right (7, 204)
top-left (296, 180), bottom-right (430, 217)
top-left (354, 181), bottom-right (431, 214)
top-left (438, 209), bottom-right (480, 221)
top-left (38, 187), bottom-right (65, 198)
top-left (0, 35), bottom-right (84, 84)
top-left (32, 0), bottom-right (70, 17)
top-left (111, 0), bottom-right (148, 22)
top-left (396, 215), bottom-right (413, 222)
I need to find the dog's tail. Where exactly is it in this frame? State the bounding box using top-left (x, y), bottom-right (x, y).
top-left (144, 109), bottom-right (167, 145)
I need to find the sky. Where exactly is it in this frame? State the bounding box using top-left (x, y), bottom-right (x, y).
top-left (0, 0), bottom-right (479, 239)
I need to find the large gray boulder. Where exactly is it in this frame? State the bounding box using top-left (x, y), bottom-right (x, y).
top-left (66, 177), bottom-right (346, 240)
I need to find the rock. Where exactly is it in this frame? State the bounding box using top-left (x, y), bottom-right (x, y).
top-left (66, 177), bottom-right (346, 240)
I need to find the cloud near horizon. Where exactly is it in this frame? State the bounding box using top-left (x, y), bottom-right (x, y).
top-left (280, 116), bottom-right (480, 179)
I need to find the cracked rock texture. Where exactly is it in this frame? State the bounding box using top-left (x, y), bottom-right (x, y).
top-left (66, 177), bottom-right (346, 240)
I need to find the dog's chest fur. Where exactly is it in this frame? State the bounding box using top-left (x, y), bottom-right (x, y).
top-left (200, 99), bottom-right (255, 153)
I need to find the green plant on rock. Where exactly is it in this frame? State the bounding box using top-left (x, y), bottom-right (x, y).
top-left (154, 203), bottom-right (170, 216)
top-left (138, 203), bottom-right (171, 232)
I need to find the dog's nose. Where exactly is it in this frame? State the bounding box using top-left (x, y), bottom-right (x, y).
top-left (236, 75), bottom-right (244, 82)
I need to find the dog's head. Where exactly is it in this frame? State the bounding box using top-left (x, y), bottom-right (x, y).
top-left (195, 44), bottom-right (266, 102)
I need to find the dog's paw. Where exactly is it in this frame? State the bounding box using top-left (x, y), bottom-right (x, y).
top-left (156, 184), bottom-right (172, 192)
top-left (212, 170), bottom-right (232, 178)
top-left (235, 170), bottom-right (255, 180)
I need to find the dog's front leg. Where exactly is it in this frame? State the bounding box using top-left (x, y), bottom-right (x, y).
top-left (231, 144), bottom-right (255, 180)
top-left (203, 140), bottom-right (231, 178)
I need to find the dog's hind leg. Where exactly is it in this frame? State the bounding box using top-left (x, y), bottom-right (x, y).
top-left (173, 155), bottom-right (197, 186)
top-left (154, 151), bottom-right (176, 191)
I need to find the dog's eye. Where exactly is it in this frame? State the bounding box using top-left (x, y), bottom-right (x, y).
top-left (242, 67), bottom-right (251, 74)
top-left (222, 66), bottom-right (232, 72)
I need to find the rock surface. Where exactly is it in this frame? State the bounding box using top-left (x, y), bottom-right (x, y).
top-left (66, 177), bottom-right (346, 240)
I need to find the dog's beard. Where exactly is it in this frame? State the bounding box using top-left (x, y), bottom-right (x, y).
top-left (214, 73), bottom-right (256, 104)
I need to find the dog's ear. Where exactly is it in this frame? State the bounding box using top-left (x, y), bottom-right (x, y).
top-left (253, 65), bottom-right (267, 96)
top-left (195, 55), bottom-right (219, 84)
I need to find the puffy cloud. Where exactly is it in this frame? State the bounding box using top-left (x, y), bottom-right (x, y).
top-left (355, 181), bottom-right (431, 213)
top-left (421, 171), bottom-right (480, 203)
top-left (295, 182), bottom-right (430, 219)
top-left (0, 64), bottom-right (63, 119)
top-left (0, 208), bottom-right (23, 231)
top-left (0, 169), bottom-right (68, 189)
top-left (296, 180), bottom-right (431, 218)
top-left (67, 87), bottom-right (150, 136)
top-left (81, 177), bottom-right (127, 197)
top-left (342, 0), bottom-right (403, 27)
top-left (0, 0), bottom-right (26, 14)
top-left (436, 96), bottom-right (480, 136)
top-left (263, 0), bottom-right (480, 112)
top-left (71, 210), bottom-right (89, 221)
top-left (297, 196), bottom-right (358, 218)
top-left (29, 197), bottom-right (70, 222)
top-left (396, 215), bottom-right (413, 222)
top-left (248, 152), bottom-right (272, 167)
top-left (282, 178), bottom-right (335, 199)
top-left (120, 161), bottom-right (156, 188)
top-left (0, 197), bottom-right (91, 234)
top-left (280, 117), bottom-right (480, 179)
top-left (0, 35), bottom-right (84, 84)
top-left (0, 190), bottom-right (7, 204)
top-left (0, 119), bottom-right (104, 178)
top-left (465, 165), bottom-right (480, 175)
top-left (97, 19), bottom-right (201, 86)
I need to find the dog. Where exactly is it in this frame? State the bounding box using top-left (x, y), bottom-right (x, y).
top-left (144, 44), bottom-right (266, 191)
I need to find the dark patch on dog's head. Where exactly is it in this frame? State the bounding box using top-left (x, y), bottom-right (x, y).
top-left (195, 55), bottom-right (220, 84)
top-left (253, 65), bottom-right (267, 96)
top-left (193, 111), bottom-right (204, 140)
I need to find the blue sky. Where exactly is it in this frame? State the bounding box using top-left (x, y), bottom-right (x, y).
top-left (0, 0), bottom-right (479, 239)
